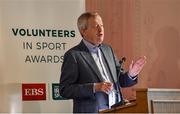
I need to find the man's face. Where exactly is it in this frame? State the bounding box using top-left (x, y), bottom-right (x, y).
top-left (81, 16), bottom-right (104, 46)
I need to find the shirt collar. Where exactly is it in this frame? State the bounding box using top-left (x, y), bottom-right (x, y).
top-left (83, 39), bottom-right (101, 53)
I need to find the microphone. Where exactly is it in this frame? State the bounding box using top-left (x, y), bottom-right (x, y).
top-left (119, 57), bottom-right (126, 73)
top-left (119, 57), bottom-right (126, 65)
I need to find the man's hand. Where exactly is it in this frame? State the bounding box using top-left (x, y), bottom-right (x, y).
top-left (95, 82), bottom-right (113, 94)
top-left (128, 56), bottom-right (147, 77)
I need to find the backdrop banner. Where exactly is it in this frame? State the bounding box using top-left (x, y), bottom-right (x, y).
top-left (0, 0), bottom-right (85, 113)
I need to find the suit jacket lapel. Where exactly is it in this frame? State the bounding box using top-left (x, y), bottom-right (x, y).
top-left (78, 41), bottom-right (104, 82)
top-left (100, 45), bottom-right (117, 82)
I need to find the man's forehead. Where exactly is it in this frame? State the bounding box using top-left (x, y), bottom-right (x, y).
top-left (88, 16), bottom-right (103, 23)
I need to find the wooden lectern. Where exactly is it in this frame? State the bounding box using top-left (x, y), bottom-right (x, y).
top-left (99, 88), bottom-right (180, 113)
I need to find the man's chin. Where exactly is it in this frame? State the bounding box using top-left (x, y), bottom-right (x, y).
top-left (97, 41), bottom-right (103, 45)
top-left (97, 37), bottom-right (104, 41)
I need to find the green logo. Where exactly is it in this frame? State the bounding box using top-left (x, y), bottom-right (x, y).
top-left (52, 83), bottom-right (66, 100)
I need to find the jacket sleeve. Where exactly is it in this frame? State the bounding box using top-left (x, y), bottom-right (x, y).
top-left (59, 51), bottom-right (95, 100)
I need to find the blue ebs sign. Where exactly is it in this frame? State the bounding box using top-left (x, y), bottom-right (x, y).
top-left (52, 83), bottom-right (66, 100)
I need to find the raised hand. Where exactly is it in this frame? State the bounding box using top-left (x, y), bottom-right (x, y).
top-left (128, 56), bottom-right (147, 77)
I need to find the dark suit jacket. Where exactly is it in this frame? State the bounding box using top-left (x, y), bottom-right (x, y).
top-left (59, 40), bottom-right (137, 113)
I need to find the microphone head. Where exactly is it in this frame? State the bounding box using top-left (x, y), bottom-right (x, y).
top-left (119, 57), bottom-right (126, 64)
top-left (122, 57), bottom-right (126, 62)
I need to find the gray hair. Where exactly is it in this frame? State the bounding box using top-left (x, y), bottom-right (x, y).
top-left (77, 12), bottom-right (100, 32)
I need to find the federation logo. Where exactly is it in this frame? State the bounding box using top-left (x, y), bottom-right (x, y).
top-left (52, 83), bottom-right (66, 100)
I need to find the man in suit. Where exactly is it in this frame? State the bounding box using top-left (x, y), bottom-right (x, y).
top-left (59, 12), bottom-right (146, 113)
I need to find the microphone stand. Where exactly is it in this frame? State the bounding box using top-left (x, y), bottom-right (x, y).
top-left (111, 57), bottom-right (126, 108)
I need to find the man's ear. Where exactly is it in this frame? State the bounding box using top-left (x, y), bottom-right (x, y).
top-left (80, 29), bottom-right (86, 37)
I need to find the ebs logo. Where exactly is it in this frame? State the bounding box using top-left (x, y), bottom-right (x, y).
top-left (22, 83), bottom-right (46, 101)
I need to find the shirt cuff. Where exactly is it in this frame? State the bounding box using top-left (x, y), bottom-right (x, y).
top-left (128, 72), bottom-right (137, 80)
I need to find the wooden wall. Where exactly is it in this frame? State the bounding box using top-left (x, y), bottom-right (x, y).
top-left (86, 0), bottom-right (180, 99)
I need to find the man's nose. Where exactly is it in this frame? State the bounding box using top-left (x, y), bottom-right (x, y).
top-left (97, 26), bottom-right (103, 32)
